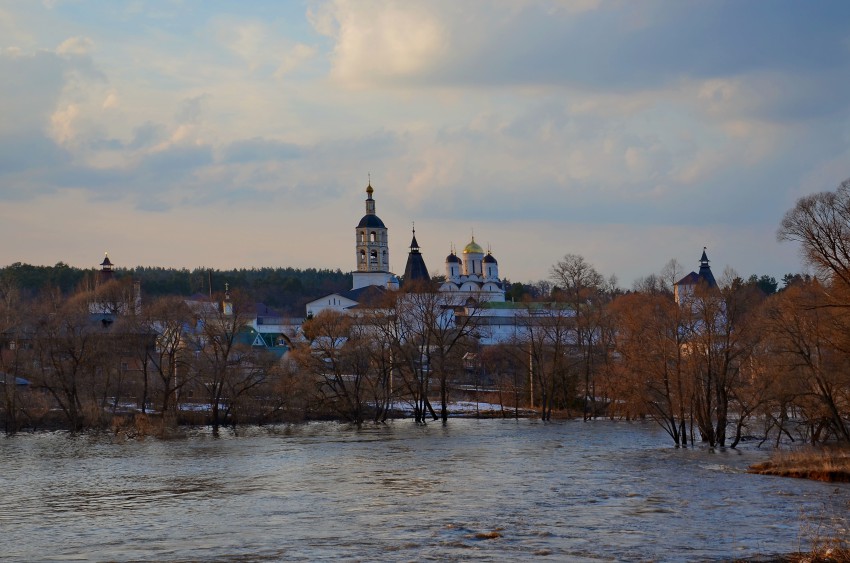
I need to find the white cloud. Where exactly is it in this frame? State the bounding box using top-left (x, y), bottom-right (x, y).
top-left (56, 35), bottom-right (94, 55)
top-left (49, 103), bottom-right (79, 144)
top-left (275, 43), bottom-right (316, 78)
top-left (314, 0), bottom-right (449, 88)
top-left (101, 90), bottom-right (118, 109)
top-left (217, 21), bottom-right (267, 69)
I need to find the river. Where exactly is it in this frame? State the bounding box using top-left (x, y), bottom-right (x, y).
top-left (1, 419), bottom-right (848, 561)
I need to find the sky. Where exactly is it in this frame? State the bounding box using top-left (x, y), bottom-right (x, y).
top-left (2, 1), bottom-right (850, 288)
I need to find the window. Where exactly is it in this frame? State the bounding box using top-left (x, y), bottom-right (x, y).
top-left (370, 231), bottom-right (377, 242)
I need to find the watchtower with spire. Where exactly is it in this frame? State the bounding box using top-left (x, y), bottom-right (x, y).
top-left (403, 225), bottom-right (430, 284)
top-left (98, 252), bottom-right (114, 286)
top-left (674, 247), bottom-right (718, 304)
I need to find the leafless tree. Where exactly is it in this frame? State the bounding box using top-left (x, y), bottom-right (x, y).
top-left (550, 253), bottom-right (607, 420)
top-left (611, 292), bottom-right (690, 445)
top-left (762, 282), bottom-right (850, 443)
top-left (137, 296), bottom-right (195, 419)
top-left (186, 290), bottom-right (270, 430)
top-left (779, 178), bottom-right (850, 293)
top-left (0, 274), bottom-right (25, 432)
top-left (514, 299), bottom-right (576, 421)
top-left (30, 290), bottom-right (108, 430)
top-left (296, 310), bottom-right (374, 424)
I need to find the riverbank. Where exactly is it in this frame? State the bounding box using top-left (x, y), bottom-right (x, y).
top-left (748, 448), bottom-right (850, 483)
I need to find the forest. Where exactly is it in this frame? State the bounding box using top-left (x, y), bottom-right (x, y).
top-left (0, 179), bottom-right (848, 448)
top-left (0, 263), bottom-right (351, 314)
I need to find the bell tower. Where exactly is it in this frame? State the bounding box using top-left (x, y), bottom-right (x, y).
top-left (352, 180), bottom-right (392, 290)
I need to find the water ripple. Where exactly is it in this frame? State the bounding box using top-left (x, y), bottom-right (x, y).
top-left (1, 419), bottom-right (848, 562)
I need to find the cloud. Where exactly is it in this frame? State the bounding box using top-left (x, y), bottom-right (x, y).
top-left (175, 94), bottom-right (208, 125)
top-left (0, 133), bottom-right (69, 178)
top-left (49, 103), bottom-right (80, 144)
top-left (128, 121), bottom-right (166, 150)
top-left (0, 1), bottom-right (847, 287)
top-left (56, 36), bottom-right (94, 55)
top-left (222, 138), bottom-right (304, 163)
top-left (313, 0), bottom-right (850, 97)
top-left (275, 43), bottom-right (316, 78)
top-left (313, 0), bottom-right (449, 88)
top-left (101, 90), bottom-right (118, 109)
top-left (0, 49), bottom-right (67, 134)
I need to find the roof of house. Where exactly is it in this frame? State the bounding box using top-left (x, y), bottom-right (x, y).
top-left (340, 284), bottom-right (388, 305)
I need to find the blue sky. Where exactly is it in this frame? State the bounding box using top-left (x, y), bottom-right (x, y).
top-left (1, 0), bottom-right (849, 287)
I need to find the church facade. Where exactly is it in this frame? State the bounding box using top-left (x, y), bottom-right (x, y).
top-left (305, 181), bottom-right (505, 317)
top-left (439, 238), bottom-right (505, 303)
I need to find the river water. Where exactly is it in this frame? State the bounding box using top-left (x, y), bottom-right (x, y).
top-left (1, 419), bottom-right (848, 562)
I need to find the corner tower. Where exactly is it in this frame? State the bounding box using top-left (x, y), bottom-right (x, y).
top-left (403, 226), bottom-right (430, 285)
top-left (352, 181), bottom-right (393, 290)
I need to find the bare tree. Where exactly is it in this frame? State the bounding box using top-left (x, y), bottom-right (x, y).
top-left (31, 290), bottom-right (108, 430)
top-left (779, 178), bottom-right (850, 293)
top-left (0, 274), bottom-right (25, 432)
top-left (679, 277), bottom-right (763, 447)
top-left (611, 292), bottom-right (690, 445)
top-left (137, 296), bottom-right (194, 419)
top-left (661, 258), bottom-right (683, 294)
top-left (762, 282), bottom-right (850, 443)
top-left (187, 290), bottom-right (269, 430)
top-left (387, 282), bottom-right (482, 423)
top-left (480, 343), bottom-right (527, 418)
top-left (772, 178), bottom-right (850, 443)
top-left (296, 310), bottom-right (374, 424)
top-left (514, 298), bottom-right (576, 421)
top-left (550, 254), bottom-right (606, 420)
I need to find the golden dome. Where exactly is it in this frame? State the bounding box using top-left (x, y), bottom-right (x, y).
top-left (463, 237), bottom-right (483, 254)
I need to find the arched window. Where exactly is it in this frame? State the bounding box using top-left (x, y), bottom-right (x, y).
top-left (370, 231), bottom-right (377, 242)
top-left (360, 250), bottom-right (366, 263)
top-left (359, 231), bottom-right (365, 242)
top-left (370, 250), bottom-right (378, 263)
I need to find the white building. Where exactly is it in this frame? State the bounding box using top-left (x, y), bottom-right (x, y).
top-left (306, 181), bottom-right (506, 317)
top-left (439, 238), bottom-right (505, 303)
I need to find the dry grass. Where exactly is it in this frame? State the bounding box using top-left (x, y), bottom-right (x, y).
top-left (792, 503), bottom-right (850, 563)
top-left (747, 448), bottom-right (850, 562)
top-left (749, 448), bottom-right (850, 483)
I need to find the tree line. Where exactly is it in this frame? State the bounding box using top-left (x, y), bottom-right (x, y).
top-left (0, 263), bottom-right (351, 314)
top-left (0, 179), bottom-right (849, 446)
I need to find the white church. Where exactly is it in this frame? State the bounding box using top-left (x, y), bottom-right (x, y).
top-left (306, 182), bottom-right (506, 318)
